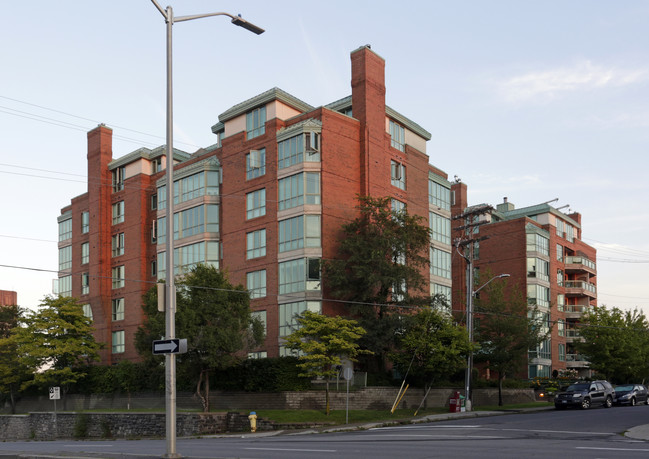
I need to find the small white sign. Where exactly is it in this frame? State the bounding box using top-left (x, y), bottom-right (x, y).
top-left (49, 386), bottom-right (60, 400)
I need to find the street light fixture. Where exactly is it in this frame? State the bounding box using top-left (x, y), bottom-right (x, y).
top-left (150, 2), bottom-right (264, 457)
top-left (465, 273), bottom-right (510, 412)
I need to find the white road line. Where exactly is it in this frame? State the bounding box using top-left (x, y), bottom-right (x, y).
top-left (246, 447), bottom-right (337, 453)
top-left (577, 447), bottom-right (649, 452)
top-left (501, 428), bottom-right (612, 436)
top-left (372, 434), bottom-right (508, 439)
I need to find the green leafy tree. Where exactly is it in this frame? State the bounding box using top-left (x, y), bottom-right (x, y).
top-left (390, 299), bottom-right (474, 389)
top-left (14, 296), bottom-right (101, 406)
top-left (473, 280), bottom-right (549, 405)
top-left (284, 311), bottom-right (371, 415)
top-left (324, 195), bottom-right (431, 372)
top-left (0, 304), bottom-right (31, 413)
top-left (576, 306), bottom-right (649, 383)
top-left (136, 264), bottom-right (264, 412)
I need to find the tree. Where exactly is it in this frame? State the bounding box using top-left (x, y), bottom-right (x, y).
top-left (390, 299), bottom-right (474, 389)
top-left (576, 306), bottom-right (649, 383)
top-left (0, 304), bottom-right (31, 413)
top-left (284, 311), bottom-right (371, 415)
top-left (324, 195), bottom-right (432, 372)
top-left (14, 296), bottom-right (101, 406)
top-left (136, 264), bottom-right (264, 412)
top-left (472, 280), bottom-right (549, 406)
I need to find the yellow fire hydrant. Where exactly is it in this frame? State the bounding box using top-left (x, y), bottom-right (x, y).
top-left (248, 411), bottom-right (258, 433)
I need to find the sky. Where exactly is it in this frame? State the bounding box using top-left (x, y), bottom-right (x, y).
top-left (1, 1), bottom-right (648, 313)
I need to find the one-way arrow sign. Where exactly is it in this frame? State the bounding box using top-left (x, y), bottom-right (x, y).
top-left (152, 338), bottom-right (187, 355)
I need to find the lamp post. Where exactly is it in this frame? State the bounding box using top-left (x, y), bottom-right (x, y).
top-left (150, 2), bottom-right (263, 457)
top-left (464, 273), bottom-right (509, 412)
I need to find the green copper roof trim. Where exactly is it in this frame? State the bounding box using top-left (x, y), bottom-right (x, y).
top-left (501, 203), bottom-right (581, 229)
top-left (276, 119), bottom-right (323, 143)
top-left (386, 106), bottom-right (431, 140)
top-left (325, 96), bottom-right (353, 113)
top-left (155, 156), bottom-right (221, 188)
top-left (211, 87), bottom-right (314, 134)
top-left (57, 211), bottom-right (72, 223)
top-left (108, 147), bottom-right (191, 170)
top-left (428, 172), bottom-right (451, 188)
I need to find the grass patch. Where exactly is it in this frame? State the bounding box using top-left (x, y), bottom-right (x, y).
top-left (248, 408), bottom-right (449, 425)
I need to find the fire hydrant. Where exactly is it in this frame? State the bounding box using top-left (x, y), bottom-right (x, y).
top-left (248, 411), bottom-right (258, 433)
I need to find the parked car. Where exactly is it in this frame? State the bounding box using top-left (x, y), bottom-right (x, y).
top-left (554, 380), bottom-right (615, 409)
top-left (614, 384), bottom-right (648, 406)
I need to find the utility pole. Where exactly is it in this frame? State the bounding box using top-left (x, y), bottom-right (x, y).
top-left (453, 204), bottom-right (493, 411)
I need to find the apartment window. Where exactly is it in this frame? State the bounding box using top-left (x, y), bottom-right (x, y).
top-left (246, 106), bottom-right (266, 139)
top-left (278, 172), bottom-right (321, 210)
top-left (112, 233), bottom-right (125, 257)
top-left (58, 218), bottom-right (72, 241)
top-left (251, 310), bottom-right (267, 334)
top-left (278, 132), bottom-right (321, 170)
top-left (58, 246), bottom-right (72, 271)
top-left (151, 259), bottom-right (157, 277)
top-left (158, 186), bottom-right (167, 210)
top-left (566, 225), bottom-right (575, 243)
top-left (527, 257), bottom-right (549, 281)
top-left (557, 269), bottom-right (564, 286)
top-left (82, 304), bottom-right (93, 320)
top-left (527, 284), bottom-right (550, 308)
top-left (151, 220), bottom-right (157, 243)
top-left (112, 265), bottom-right (125, 289)
top-left (556, 219), bottom-right (565, 237)
top-left (279, 301), bottom-right (321, 337)
top-left (279, 258), bottom-right (321, 294)
top-left (526, 233), bottom-right (549, 256)
top-left (158, 241), bottom-right (220, 279)
top-left (151, 194), bottom-right (158, 210)
top-left (389, 120), bottom-right (405, 152)
top-left (112, 201), bottom-right (125, 225)
top-left (58, 275), bottom-right (72, 297)
top-left (558, 319), bottom-right (565, 337)
top-left (556, 244), bottom-right (563, 262)
top-left (429, 180), bottom-right (451, 211)
top-left (112, 298), bottom-right (124, 321)
top-left (246, 229), bottom-right (266, 259)
top-left (81, 211), bottom-right (89, 234)
top-left (173, 204), bottom-right (219, 240)
top-left (112, 330), bottom-right (125, 354)
top-left (246, 148), bottom-right (266, 180)
top-left (112, 166), bottom-right (125, 192)
top-left (391, 199), bottom-right (405, 213)
top-left (81, 272), bottom-right (89, 295)
top-left (557, 293), bottom-right (565, 311)
top-left (558, 343), bottom-right (566, 361)
top-left (430, 212), bottom-right (451, 245)
top-left (431, 248), bottom-right (451, 279)
top-left (81, 242), bottom-right (89, 265)
top-left (391, 160), bottom-right (406, 190)
top-left (246, 189), bottom-right (266, 219)
top-left (279, 215), bottom-right (321, 252)
top-left (432, 284), bottom-right (452, 307)
top-left (152, 157), bottom-right (163, 173)
top-left (247, 270), bottom-right (267, 299)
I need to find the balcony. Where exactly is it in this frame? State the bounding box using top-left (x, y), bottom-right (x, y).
top-left (565, 353), bottom-right (589, 368)
top-left (565, 256), bottom-right (596, 275)
top-left (565, 328), bottom-right (581, 342)
top-left (564, 304), bottom-right (589, 319)
top-left (565, 280), bottom-right (597, 299)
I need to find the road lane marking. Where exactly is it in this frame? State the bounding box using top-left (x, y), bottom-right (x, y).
top-left (577, 447), bottom-right (649, 452)
top-left (246, 447), bottom-right (337, 453)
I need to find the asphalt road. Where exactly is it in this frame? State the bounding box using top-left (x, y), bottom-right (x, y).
top-left (1, 405), bottom-right (648, 458)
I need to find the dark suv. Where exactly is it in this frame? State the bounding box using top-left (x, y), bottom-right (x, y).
top-left (554, 380), bottom-right (615, 409)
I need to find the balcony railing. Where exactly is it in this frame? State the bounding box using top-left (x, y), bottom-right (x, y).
top-left (565, 280), bottom-right (597, 295)
top-left (565, 353), bottom-right (588, 362)
top-left (566, 329), bottom-right (581, 338)
top-left (565, 256), bottom-right (596, 271)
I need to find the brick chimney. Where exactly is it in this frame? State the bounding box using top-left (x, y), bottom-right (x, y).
top-left (351, 45), bottom-right (386, 196)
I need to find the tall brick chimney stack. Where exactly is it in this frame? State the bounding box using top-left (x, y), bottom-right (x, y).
top-left (351, 45), bottom-right (386, 196)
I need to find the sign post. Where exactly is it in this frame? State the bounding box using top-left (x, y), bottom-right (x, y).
top-left (49, 386), bottom-right (60, 434)
top-left (343, 367), bottom-right (353, 424)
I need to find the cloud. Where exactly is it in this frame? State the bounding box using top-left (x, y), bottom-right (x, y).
top-left (498, 61), bottom-right (648, 103)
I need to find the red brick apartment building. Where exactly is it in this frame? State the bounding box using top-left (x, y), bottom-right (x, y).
top-left (0, 290), bottom-right (18, 306)
top-left (451, 183), bottom-right (597, 378)
top-left (57, 46), bottom-right (454, 365)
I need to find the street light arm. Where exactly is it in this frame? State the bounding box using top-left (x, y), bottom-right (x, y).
top-left (150, 0), bottom-right (168, 20)
top-left (174, 12), bottom-right (265, 34)
top-left (472, 273), bottom-right (510, 297)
